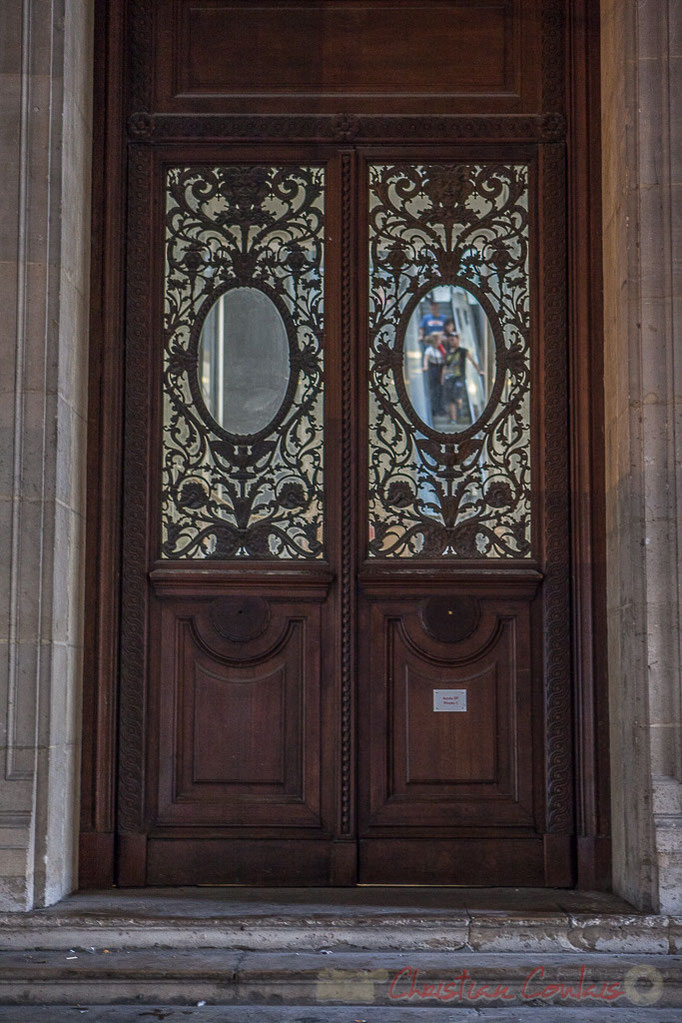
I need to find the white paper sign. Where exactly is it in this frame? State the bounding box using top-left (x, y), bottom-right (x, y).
top-left (433, 689), bottom-right (467, 712)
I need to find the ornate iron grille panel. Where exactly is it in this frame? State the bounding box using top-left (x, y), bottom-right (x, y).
top-left (368, 163), bottom-right (531, 558)
top-left (162, 165), bottom-right (325, 559)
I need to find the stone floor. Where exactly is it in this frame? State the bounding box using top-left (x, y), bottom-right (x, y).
top-left (2, 887), bottom-right (677, 955)
top-left (0, 1008), bottom-right (680, 1022)
top-left (28, 886), bottom-right (639, 917)
top-left (2, 889), bottom-right (680, 1017)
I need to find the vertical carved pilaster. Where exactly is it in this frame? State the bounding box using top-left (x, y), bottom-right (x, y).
top-left (340, 152), bottom-right (354, 836)
top-left (541, 143), bottom-right (573, 835)
top-left (117, 145), bottom-right (153, 835)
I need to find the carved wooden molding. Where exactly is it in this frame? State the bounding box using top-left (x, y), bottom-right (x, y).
top-left (542, 0), bottom-right (566, 114)
top-left (127, 112), bottom-right (567, 144)
top-left (117, 146), bottom-right (154, 833)
top-left (541, 144), bottom-right (574, 836)
top-left (149, 567), bottom-right (333, 599)
top-left (340, 152), bottom-right (354, 837)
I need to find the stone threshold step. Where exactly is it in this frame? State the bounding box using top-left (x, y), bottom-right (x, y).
top-left (0, 1008), bottom-right (680, 1023)
top-left (1, 911), bottom-right (679, 954)
top-left (1, 950), bottom-right (681, 1008)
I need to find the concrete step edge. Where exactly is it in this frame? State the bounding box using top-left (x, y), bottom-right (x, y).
top-left (0, 914), bottom-right (678, 954)
top-left (1, 951), bottom-right (681, 1008)
top-left (3, 949), bottom-right (681, 973)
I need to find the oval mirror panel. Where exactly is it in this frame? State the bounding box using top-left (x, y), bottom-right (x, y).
top-left (402, 285), bottom-right (496, 434)
top-left (198, 287), bottom-right (291, 436)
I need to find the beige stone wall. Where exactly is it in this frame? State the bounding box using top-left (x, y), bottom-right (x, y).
top-left (602, 0), bottom-right (682, 913)
top-left (0, 0), bottom-right (93, 911)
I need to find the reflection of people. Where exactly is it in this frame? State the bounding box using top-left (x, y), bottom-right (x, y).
top-left (442, 317), bottom-right (457, 342)
top-left (418, 301), bottom-right (445, 349)
top-left (441, 333), bottom-right (484, 424)
top-left (422, 333), bottom-right (445, 418)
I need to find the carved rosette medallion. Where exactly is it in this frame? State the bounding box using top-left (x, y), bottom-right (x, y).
top-left (420, 596), bottom-right (482, 644)
top-left (208, 596), bottom-right (271, 643)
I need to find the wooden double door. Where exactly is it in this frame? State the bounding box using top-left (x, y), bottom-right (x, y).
top-left (114, 135), bottom-right (575, 888)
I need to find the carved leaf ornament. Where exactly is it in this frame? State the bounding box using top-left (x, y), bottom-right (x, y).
top-left (368, 163), bottom-right (531, 558)
top-left (161, 165), bottom-right (325, 559)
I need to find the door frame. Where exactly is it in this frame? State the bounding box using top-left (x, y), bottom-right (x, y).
top-left (79, 0), bottom-right (609, 890)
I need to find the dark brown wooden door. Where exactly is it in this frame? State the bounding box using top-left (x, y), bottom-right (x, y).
top-left (79, 0), bottom-right (612, 895)
top-left (116, 137), bottom-right (573, 887)
top-left (92, 0), bottom-right (594, 890)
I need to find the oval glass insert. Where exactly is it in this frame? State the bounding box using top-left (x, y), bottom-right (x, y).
top-left (402, 285), bottom-right (496, 434)
top-left (198, 287), bottom-right (291, 436)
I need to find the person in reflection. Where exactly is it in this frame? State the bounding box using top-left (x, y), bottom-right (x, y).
top-left (442, 317), bottom-right (458, 344)
top-left (422, 332), bottom-right (446, 420)
top-left (418, 300), bottom-right (445, 352)
top-left (441, 332), bottom-right (484, 424)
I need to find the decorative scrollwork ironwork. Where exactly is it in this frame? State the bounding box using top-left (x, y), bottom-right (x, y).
top-left (162, 165), bottom-right (325, 559)
top-left (368, 163), bottom-right (531, 559)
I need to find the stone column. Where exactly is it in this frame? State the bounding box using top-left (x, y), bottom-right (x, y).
top-left (602, 0), bottom-right (681, 912)
top-left (0, 0), bottom-right (93, 910)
